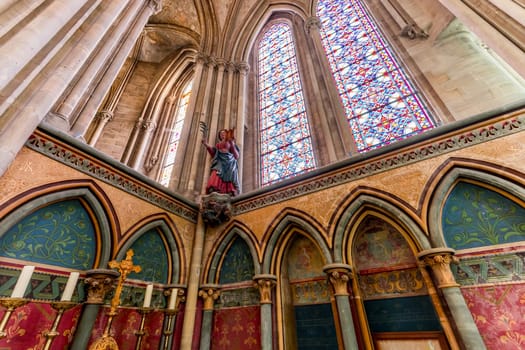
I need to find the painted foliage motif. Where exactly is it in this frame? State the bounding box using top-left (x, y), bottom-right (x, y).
top-left (442, 182), bottom-right (525, 249)
top-left (219, 237), bottom-right (255, 284)
top-left (462, 284), bottom-right (525, 349)
top-left (127, 229), bottom-right (169, 283)
top-left (0, 199), bottom-right (96, 269)
top-left (212, 307), bottom-right (260, 350)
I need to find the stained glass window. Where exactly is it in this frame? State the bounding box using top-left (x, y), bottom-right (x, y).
top-left (258, 22), bottom-right (316, 186)
top-left (159, 81), bottom-right (192, 186)
top-left (317, 0), bottom-right (434, 152)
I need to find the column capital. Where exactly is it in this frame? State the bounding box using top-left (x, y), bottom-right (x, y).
top-left (236, 62), bottom-right (250, 75)
top-left (305, 16), bottom-right (321, 34)
top-left (96, 110), bottom-right (114, 123)
top-left (253, 274), bottom-right (277, 304)
top-left (323, 263), bottom-right (353, 296)
top-left (418, 248), bottom-right (460, 288)
top-left (198, 284), bottom-right (221, 311)
top-left (84, 269), bottom-right (119, 304)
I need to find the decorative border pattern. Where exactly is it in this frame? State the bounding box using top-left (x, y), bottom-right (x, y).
top-left (453, 252), bottom-right (525, 286)
top-left (234, 112), bottom-right (524, 214)
top-left (26, 132), bottom-right (199, 223)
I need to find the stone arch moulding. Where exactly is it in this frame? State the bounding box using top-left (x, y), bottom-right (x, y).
top-left (427, 166), bottom-right (525, 248)
top-left (261, 210), bottom-right (332, 274)
top-left (332, 194), bottom-right (432, 264)
top-left (116, 217), bottom-right (181, 284)
top-left (204, 222), bottom-right (261, 284)
top-left (0, 182), bottom-right (114, 268)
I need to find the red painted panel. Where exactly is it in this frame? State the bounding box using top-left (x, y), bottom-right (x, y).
top-left (0, 302), bottom-right (81, 350)
top-left (461, 283), bottom-right (525, 349)
top-left (211, 306), bottom-right (261, 350)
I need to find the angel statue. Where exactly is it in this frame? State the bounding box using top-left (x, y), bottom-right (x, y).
top-left (201, 123), bottom-right (240, 196)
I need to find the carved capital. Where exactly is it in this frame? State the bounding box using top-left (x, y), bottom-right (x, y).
top-left (253, 274), bottom-right (277, 304)
top-left (148, 0), bottom-right (163, 14)
top-left (96, 110), bottom-right (114, 124)
top-left (323, 263), bottom-right (353, 296)
top-left (84, 269), bottom-right (119, 304)
top-left (236, 62), bottom-right (250, 75)
top-left (164, 284), bottom-right (186, 310)
top-left (198, 285), bottom-right (221, 311)
top-left (418, 248), bottom-right (459, 288)
top-left (305, 16), bottom-right (321, 34)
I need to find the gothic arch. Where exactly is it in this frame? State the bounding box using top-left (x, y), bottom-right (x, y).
top-left (204, 223), bottom-right (261, 284)
top-left (116, 217), bottom-right (182, 283)
top-left (427, 166), bottom-right (525, 248)
top-left (0, 182), bottom-right (115, 268)
top-left (333, 194), bottom-right (431, 263)
top-left (261, 210), bottom-right (331, 274)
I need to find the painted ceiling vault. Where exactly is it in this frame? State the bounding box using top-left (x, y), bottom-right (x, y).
top-left (140, 0), bottom-right (311, 62)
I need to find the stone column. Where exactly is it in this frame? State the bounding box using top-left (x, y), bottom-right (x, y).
top-left (130, 120), bottom-right (158, 170)
top-left (253, 274), bottom-right (277, 350)
top-left (234, 62), bottom-right (250, 191)
top-left (88, 111), bottom-right (114, 146)
top-left (70, 269), bottom-right (119, 349)
top-left (323, 264), bottom-right (359, 350)
top-left (418, 248), bottom-right (486, 350)
top-left (304, 16), bottom-right (357, 155)
top-left (198, 284), bottom-right (221, 350)
top-left (180, 216), bottom-right (206, 349)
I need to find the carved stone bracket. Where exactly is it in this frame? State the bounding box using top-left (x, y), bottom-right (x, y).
top-left (84, 269), bottom-right (120, 304)
top-left (253, 274), bottom-right (277, 304)
top-left (200, 192), bottom-right (233, 226)
top-left (418, 248), bottom-right (460, 288)
top-left (198, 284), bottom-right (221, 311)
top-left (323, 263), bottom-right (353, 296)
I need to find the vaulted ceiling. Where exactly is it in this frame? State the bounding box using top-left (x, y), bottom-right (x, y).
top-left (139, 0), bottom-right (313, 63)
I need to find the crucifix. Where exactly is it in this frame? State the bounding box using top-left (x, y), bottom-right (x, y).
top-left (89, 249), bottom-right (141, 350)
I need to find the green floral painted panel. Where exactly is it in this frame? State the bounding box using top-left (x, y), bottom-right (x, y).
top-left (128, 229), bottom-right (169, 283)
top-left (443, 182), bottom-right (525, 249)
top-left (0, 199), bottom-right (96, 269)
top-left (219, 237), bottom-right (254, 284)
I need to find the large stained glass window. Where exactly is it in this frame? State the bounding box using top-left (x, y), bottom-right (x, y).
top-left (258, 22), bottom-right (316, 186)
top-left (159, 81), bottom-right (192, 187)
top-left (317, 0), bottom-right (434, 152)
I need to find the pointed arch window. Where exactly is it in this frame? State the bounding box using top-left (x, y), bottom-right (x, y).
top-left (258, 22), bottom-right (317, 187)
top-left (317, 0), bottom-right (434, 152)
top-left (159, 81), bottom-right (192, 187)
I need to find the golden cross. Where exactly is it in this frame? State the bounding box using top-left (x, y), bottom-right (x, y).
top-left (108, 249), bottom-right (141, 312)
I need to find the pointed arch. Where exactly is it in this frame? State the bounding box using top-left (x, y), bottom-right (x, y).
top-left (0, 181), bottom-right (115, 268)
top-left (261, 210), bottom-right (331, 274)
top-left (428, 166), bottom-right (525, 248)
top-left (204, 222), bottom-right (260, 284)
top-left (333, 194), bottom-right (431, 263)
top-left (117, 216), bottom-right (182, 283)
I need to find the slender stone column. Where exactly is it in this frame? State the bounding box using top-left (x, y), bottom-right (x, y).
top-left (70, 269), bottom-right (119, 350)
top-left (418, 248), bottom-right (486, 350)
top-left (305, 16), bottom-right (358, 155)
top-left (253, 274), bottom-right (277, 350)
top-left (180, 216), bottom-right (206, 349)
top-left (234, 62), bottom-right (249, 191)
top-left (323, 264), bottom-right (359, 350)
top-left (198, 284), bottom-right (221, 350)
top-left (131, 120), bottom-right (158, 170)
top-left (88, 111), bottom-right (114, 146)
